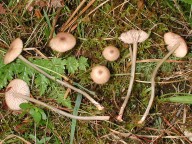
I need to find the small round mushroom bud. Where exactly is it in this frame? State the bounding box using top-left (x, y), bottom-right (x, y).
top-left (164, 32), bottom-right (188, 58)
top-left (5, 79), bottom-right (30, 111)
top-left (4, 38), bottom-right (23, 64)
top-left (49, 32), bottom-right (76, 52)
top-left (102, 46), bottom-right (120, 61)
top-left (90, 65), bottom-right (110, 84)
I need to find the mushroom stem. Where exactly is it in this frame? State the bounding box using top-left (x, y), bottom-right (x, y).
top-left (117, 42), bottom-right (138, 121)
top-left (15, 93), bottom-right (109, 121)
top-left (138, 43), bottom-right (180, 124)
top-left (18, 55), bottom-right (104, 110)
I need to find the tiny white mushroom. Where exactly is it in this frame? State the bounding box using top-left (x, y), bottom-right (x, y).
top-left (49, 32), bottom-right (76, 52)
top-left (102, 46), bottom-right (120, 61)
top-left (91, 65), bottom-right (110, 84)
top-left (117, 29), bottom-right (149, 121)
top-left (4, 38), bottom-right (23, 64)
top-left (138, 32), bottom-right (188, 124)
top-left (5, 79), bottom-right (30, 110)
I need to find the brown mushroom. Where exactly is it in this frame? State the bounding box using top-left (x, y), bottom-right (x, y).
top-left (102, 46), bottom-right (120, 61)
top-left (5, 79), bottom-right (30, 110)
top-left (90, 65), bottom-right (110, 84)
top-left (4, 38), bottom-right (23, 64)
top-left (49, 32), bottom-right (76, 52)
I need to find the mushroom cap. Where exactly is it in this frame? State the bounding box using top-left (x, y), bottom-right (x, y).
top-left (5, 79), bottom-right (30, 111)
top-left (4, 38), bottom-right (23, 64)
top-left (119, 29), bottom-right (149, 44)
top-left (49, 32), bottom-right (76, 52)
top-left (102, 46), bottom-right (120, 61)
top-left (164, 32), bottom-right (188, 58)
top-left (90, 65), bottom-right (110, 84)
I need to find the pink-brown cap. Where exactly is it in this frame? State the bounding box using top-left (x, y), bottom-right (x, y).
top-left (119, 29), bottom-right (149, 44)
top-left (102, 46), bottom-right (120, 61)
top-left (49, 32), bottom-right (76, 52)
top-left (5, 79), bottom-right (30, 110)
top-left (4, 38), bottom-right (23, 64)
top-left (90, 65), bottom-right (110, 84)
top-left (164, 32), bottom-right (188, 58)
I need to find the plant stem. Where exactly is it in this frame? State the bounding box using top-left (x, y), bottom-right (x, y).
top-left (117, 42), bottom-right (137, 121)
top-left (18, 55), bottom-right (104, 110)
top-left (138, 43), bottom-right (180, 124)
top-left (15, 93), bottom-right (109, 121)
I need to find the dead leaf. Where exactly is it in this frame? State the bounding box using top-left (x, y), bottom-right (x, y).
top-left (48, 0), bottom-right (64, 8)
top-left (26, 0), bottom-right (64, 11)
top-left (137, 0), bottom-right (144, 10)
top-left (35, 9), bottom-right (43, 19)
top-left (0, 4), bottom-right (6, 14)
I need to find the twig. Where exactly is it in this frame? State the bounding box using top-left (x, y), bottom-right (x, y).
top-left (0, 134), bottom-right (31, 144)
top-left (18, 55), bottom-right (104, 110)
top-left (49, 7), bottom-right (62, 40)
top-left (136, 59), bottom-right (188, 63)
top-left (87, 0), bottom-right (110, 16)
top-left (60, 0), bottom-right (96, 32)
top-left (110, 129), bottom-right (192, 139)
top-left (14, 93), bottom-right (109, 121)
top-left (23, 48), bottom-right (48, 59)
top-left (61, 0), bottom-right (87, 31)
top-left (138, 43), bottom-right (180, 124)
top-left (163, 117), bottom-right (192, 143)
top-left (135, 78), bottom-right (192, 84)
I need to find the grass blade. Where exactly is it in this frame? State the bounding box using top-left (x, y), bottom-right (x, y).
top-left (70, 94), bottom-right (82, 144)
top-left (161, 95), bottom-right (192, 104)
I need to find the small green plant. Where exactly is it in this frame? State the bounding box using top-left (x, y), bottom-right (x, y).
top-left (29, 134), bottom-right (51, 144)
top-left (20, 103), bottom-right (47, 124)
top-left (0, 54), bottom-right (89, 88)
top-left (181, 0), bottom-right (192, 4)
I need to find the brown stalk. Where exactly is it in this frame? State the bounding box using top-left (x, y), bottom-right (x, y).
top-left (138, 43), bottom-right (180, 124)
top-left (15, 93), bottom-right (109, 121)
top-left (117, 42), bottom-right (138, 121)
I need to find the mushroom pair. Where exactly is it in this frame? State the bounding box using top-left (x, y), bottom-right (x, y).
top-left (90, 46), bottom-right (120, 84)
top-left (116, 30), bottom-right (188, 123)
top-left (138, 32), bottom-right (188, 124)
top-left (5, 79), bottom-right (109, 121)
top-left (3, 33), bottom-right (104, 110)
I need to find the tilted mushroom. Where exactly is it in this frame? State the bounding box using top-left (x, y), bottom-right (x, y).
top-left (164, 32), bottom-right (188, 57)
top-left (138, 32), bottom-right (188, 124)
top-left (5, 79), bottom-right (110, 121)
top-left (102, 46), bottom-right (120, 61)
top-left (4, 38), bottom-right (23, 64)
top-left (49, 32), bottom-right (76, 52)
top-left (117, 29), bottom-right (149, 121)
top-left (5, 79), bottom-right (30, 110)
top-left (3, 38), bottom-right (104, 110)
top-left (90, 65), bottom-right (110, 84)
